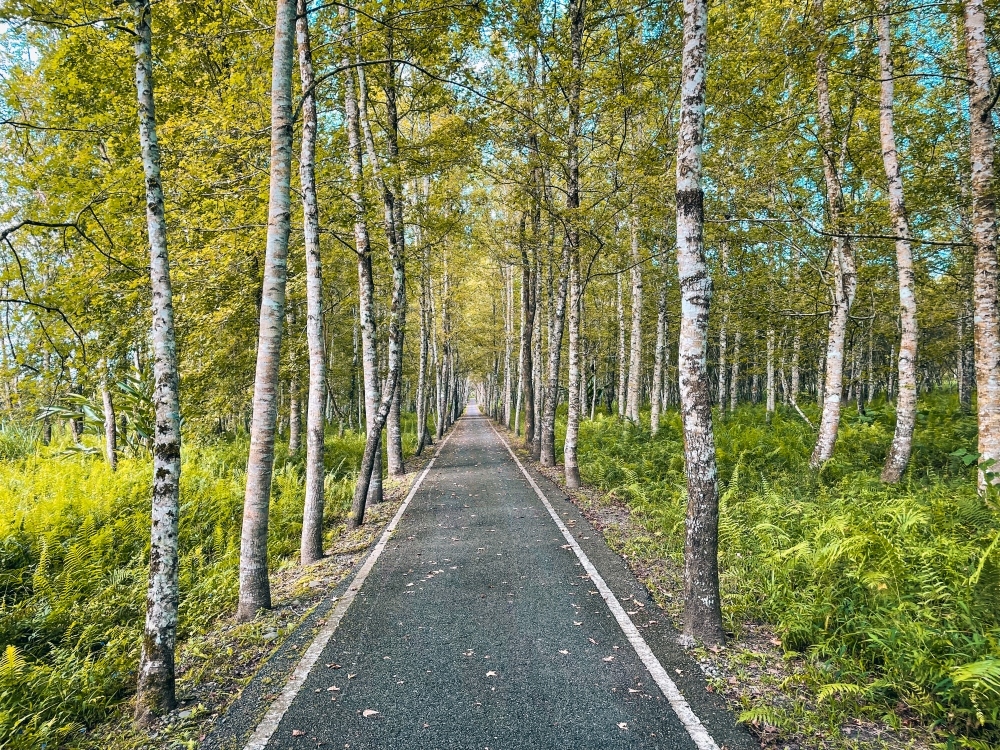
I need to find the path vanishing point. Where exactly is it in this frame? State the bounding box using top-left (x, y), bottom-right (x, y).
top-left (207, 403), bottom-right (756, 750)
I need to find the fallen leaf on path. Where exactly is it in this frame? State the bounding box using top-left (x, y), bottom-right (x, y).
top-left (603, 656), bottom-right (615, 662)
top-left (292, 729), bottom-right (305, 737)
top-left (573, 621), bottom-right (582, 626)
top-left (348, 673), bottom-right (357, 679)
top-left (327, 686), bottom-right (340, 692)
top-left (362, 709), bottom-right (379, 718)
top-left (486, 670), bottom-right (497, 677)
top-left (588, 638), bottom-right (598, 645)
top-left (617, 723), bottom-right (628, 730)
top-left (558, 650), bottom-right (569, 655)
top-left (325, 663), bottom-right (341, 669)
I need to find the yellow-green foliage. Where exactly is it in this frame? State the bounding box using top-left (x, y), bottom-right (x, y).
top-left (575, 394), bottom-right (1000, 744)
top-left (0, 430), bottom-right (364, 749)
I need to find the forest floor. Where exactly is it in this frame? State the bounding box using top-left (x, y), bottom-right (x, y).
top-left (510, 432), bottom-right (938, 750)
top-left (81, 449), bottom-right (439, 750)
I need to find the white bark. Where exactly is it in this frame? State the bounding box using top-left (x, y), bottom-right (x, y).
top-left (676, 0), bottom-right (723, 646)
top-left (131, 0), bottom-right (183, 723)
top-left (616, 270), bottom-right (627, 418)
top-left (963, 0), bottom-right (1000, 490)
top-left (766, 327), bottom-right (776, 421)
top-left (730, 329), bottom-right (740, 412)
top-left (297, 0), bottom-right (326, 564)
top-left (540, 238), bottom-right (569, 466)
top-left (879, 0), bottom-right (918, 487)
top-left (237, 0), bottom-right (296, 622)
top-left (651, 282), bottom-right (667, 435)
top-left (809, 0), bottom-right (858, 468)
top-left (563, 0), bottom-right (585, 489)
top-left (625, 215), bottom-right (643, 423)
top-left (101, 364), bottom-right (117, 472)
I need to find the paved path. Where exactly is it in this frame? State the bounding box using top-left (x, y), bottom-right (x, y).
top-left (228, 405), bottom-right (754, 750)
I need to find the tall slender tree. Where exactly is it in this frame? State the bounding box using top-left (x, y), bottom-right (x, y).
top-left (563, 0), bottom-right (585, 489)
top-left (237, 0), bottom-right (297, 621)
top-left (963, 0), bottom-right (1000, 490)
top-left (625, 215), bottom-right (643, 423)
top-left (878, 0), bottom-right (918, 484)
top-left (676, 0), bottom-right (724, 645)
top-left (297, 0), bottom-right (326, 564)
top-left (130, 0), bottom-right (183, 722)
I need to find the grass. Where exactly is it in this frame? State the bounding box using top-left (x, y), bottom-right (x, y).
top-left (554, 393), bottom-right (1000, 746)
top-left (0, 421), bottom-right (405, 750)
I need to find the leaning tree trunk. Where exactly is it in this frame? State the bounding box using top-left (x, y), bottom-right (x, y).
top-left (539, 239), bottom-right (569, 467)
top-left (625, 215), bottom-right (643, 423)
top-left (237, 0), bottom-right (296, 623)
top-left (809, 0), bottom-right (858, 468)
top-left (963, 0), bottom-right (1000, 490)
top-left (563, 0), bottom-right (585, 489)
top-left (356, 63), bottom-right (405, 478)
top-left (676, 0), bottom-right (724, 647)
top-left (341, 11), bottom-right (385, 515)
top-left (650, 282), bottom-right (667, 436)
top-left (297, 0), bottom-right (326, 564)
top-left (878, 1), bottom-right (918, 483)
top-left (131, 0), bottom-right (183, 723)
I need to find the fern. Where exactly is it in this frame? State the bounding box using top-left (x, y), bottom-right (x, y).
top-left (0, 645), bottom-right (25, 681)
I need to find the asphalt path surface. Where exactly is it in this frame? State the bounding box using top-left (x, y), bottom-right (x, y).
top-left (238, 405), bottom-right (754, 750)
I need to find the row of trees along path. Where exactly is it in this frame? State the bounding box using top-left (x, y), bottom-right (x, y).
top-left (1, 0), bottom-right (998, 729)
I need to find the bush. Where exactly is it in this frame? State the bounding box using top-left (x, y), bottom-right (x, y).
top-left (0, 429), bottom-right (367, 749)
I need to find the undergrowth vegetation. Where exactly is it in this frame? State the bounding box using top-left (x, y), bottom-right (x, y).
top-left (567, 393), bottom-right (1000, 746)
top-left (0, 425), bottom-right (380, 749)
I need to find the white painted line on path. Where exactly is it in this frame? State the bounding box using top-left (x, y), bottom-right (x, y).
top-left (243, 423), bottom-right (460, 750)
top-left (487, 420), bottom-right (721, 750)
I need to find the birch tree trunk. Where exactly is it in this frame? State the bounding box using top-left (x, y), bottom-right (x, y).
top-left (432, 277), bottom-right (445, 440)
top-left (237, 0), bottom-right (296, 622)
top-left (766, 327), bottom-right (776, 422)
top-left (131, 0), bottom-right (183, 722)
top-left (651, 282), bottom-right (667, 436)
top-left (539, 238), bottom-right (569, 467)
top-left (625, 215), bottom-right (643, 423)
top-left (101, 365), bottom-right (117, 472)
top-left (353, 74), bottom-right (385, 504)
top-left (415, 224), bottom-right (431, 455)
top-left (616, 271), bottom-right (627, 418)
top-left (532, 242), bottom-right (543, 454)
top-left (878, 2), bottom-right (917, 482)
top-left (809, 0), bottom-right (858, 468)
top-left (340, 5), bottom-right (384, 518)
top-left (383, 47), bottom-right (406, 476)
top-left (288, 371), bottom-right (301, 453)
top-left (296, 0), bottom-right (326, 563)
top-left (963, 0), bottom-right (1000, 490)
top-left (503, 265), bottom-right (513, 427)
top-left (356, 61), bottom-right (405, 477)
top-left (730, 330), bottom-right (740, 412)
top-left (676, 0), bottom-right (724, 646)
top-left (717, 243), bottom-right (728, 408)
top-left (563, 0), bottom-right (585, 489)
top-left (520, 229), bottom-right (537, 445)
